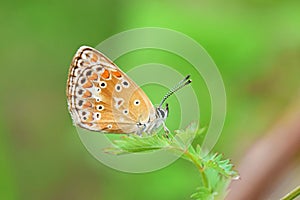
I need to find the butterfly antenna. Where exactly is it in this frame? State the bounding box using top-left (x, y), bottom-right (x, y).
top-left (159, 75), bottom-right (192, 108)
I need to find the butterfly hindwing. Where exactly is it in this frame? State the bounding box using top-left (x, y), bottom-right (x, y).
top-left (67, 46), bottom-right (156, 134)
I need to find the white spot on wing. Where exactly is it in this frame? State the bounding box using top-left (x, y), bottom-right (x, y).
top-left (94, 112), bottom-right (101, 120)
top-left (113, 97), bottom-right (124, 109)
top-left (122, 79), bottom-right (130, 88)
top-left (115, 84), bottom-right (122, 92)
top-left (95, 97), bottom-right (101, 102)
top-left (134, 99), bottom-right (140, 106)
top-left (96, 105), bottom-right (104, 111)
top-left (99, 81), bottom-right (107, 88)
top-left (123, 109), bottom-right (129, 115)
top-left (107, 124), bottom-right (112, 129)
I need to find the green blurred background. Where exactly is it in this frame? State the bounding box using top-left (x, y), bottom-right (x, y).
top-left (1, 0), bottom-right (300, 199)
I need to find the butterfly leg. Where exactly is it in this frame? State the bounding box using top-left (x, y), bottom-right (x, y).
top-left (136, 130), bottom-right (143, 137)
top-left (163, 123), bottom-right (170, 133)
top-left (162, 122), bottom-right (170, 138)
top-left (136, 123), bottom-right (146, 137)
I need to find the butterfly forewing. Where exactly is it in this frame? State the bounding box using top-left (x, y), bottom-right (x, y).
top-left (67, 46), bottom-right (156, 134)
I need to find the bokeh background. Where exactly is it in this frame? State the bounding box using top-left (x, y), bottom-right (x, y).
top-left (1, 0), bottom-right (300, 199)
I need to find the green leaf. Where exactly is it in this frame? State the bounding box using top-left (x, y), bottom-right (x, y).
top-left (172, 122), bottom-right (198, 150)
top-left (196, 126), bottom-right (207, 138)
top-left (104, 134), bottom-right (170, 155)
top-left (103, 121), bottom-right (239, 200)
top-left (196, 144), bottom-right (202, 155)
top-left (203, 153), bottom-right (239, 179)
top-left (190, 187), bottom-right (215, 200)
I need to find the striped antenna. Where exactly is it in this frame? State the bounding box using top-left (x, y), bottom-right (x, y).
top-left (159, 75), bottom-right (192, 108)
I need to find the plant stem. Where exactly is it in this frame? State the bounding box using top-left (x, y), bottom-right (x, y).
top-left (182, 148), bottom-right (209, 188)
top-left (281, 186), bottom-right (300, 200)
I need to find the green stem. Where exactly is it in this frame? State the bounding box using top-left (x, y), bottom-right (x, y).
top-left (281, 186), bottom-right (300, 200)
top-left (182, 149), bottom-right (209, 188)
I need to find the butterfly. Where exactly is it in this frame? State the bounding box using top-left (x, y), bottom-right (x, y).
top-left (66, 46), bottom-right (191, 135)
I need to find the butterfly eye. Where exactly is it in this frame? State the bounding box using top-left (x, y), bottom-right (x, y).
top-left (157, 108), bottom-right (166, 118)
top-left (99, 81), bottom-right (107, 88)
top-left (136, 122), bottom-right (145, 128)
top-left (134, 100), bottom-right (140, 106)
top-left (115, 84), bottom-right (122, 92)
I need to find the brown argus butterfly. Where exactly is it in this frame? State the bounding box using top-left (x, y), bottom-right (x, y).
top-left (66, 46), bottom-right (191, 135)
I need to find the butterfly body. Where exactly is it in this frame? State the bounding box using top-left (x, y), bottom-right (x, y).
top-left (67, 46), bottom-right (171, 135)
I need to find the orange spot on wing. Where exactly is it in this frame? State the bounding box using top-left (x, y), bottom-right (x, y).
top-left (91, 53), bottom-right (98, 62)
top-left (84, 122), bottom-right (93, 127)
top-left (82, 90), bottom-right (92, 98)
top-left (83, 81), bottom-right (93, 88)
top-left (101, 69), bottom-right (110, 79)
top-left (112, 70), bottom-right (122, 78)
top-left (89, 73), bottom-right (98, 81)
top-left (82, 101), bottom-right (92, 108)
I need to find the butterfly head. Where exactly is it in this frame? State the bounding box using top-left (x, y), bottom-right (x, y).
top-left (139, 104), bottom-right (169, 135)
top-left (156, 103), bottom-right (169, 120)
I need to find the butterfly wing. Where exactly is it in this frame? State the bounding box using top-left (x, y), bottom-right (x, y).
top-left (67, 46), bottom-right (156, 133)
